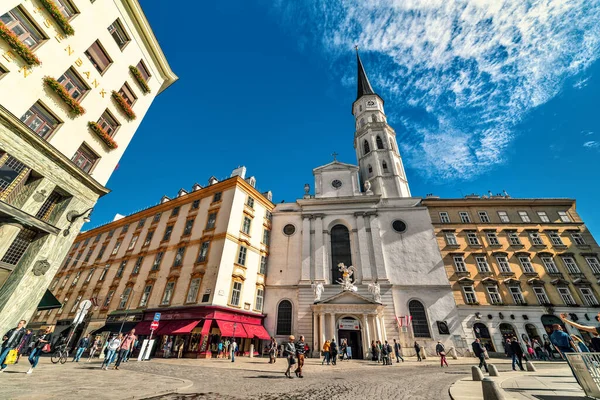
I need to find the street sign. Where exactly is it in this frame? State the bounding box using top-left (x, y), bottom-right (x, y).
top-left (153, 313), bottom-right (161, 322)
top-left (150, 321), bottom-right (159, 330)
top-left (73, 300), bottom-right (93, 325)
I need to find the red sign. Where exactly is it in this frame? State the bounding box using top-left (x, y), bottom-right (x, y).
top-left (150, 321), bottom-right (159, 330)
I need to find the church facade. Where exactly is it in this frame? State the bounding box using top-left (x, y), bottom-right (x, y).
top-left (262, 53), bottom-right (467, 358)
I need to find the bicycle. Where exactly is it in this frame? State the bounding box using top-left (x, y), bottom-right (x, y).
top-left (51, 344), bottom-right (69, 364)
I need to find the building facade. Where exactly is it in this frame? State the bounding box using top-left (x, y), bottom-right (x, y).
top-left (33, 167), bottom-right (273, 357)
top-left (422, 195), bottom-right (600, 353)
top-left (0, 0), bottom-right (176, 335)
top-left (262, 52), bottom-right (466, 359)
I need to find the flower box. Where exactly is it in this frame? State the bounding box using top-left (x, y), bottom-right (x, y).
top-left (0, 23), bottom-right (41, 66)
top-left (111, 91), bottom-right (136, 120)
top-left (39, 0), bottom-right (75, 36)
top-left (129, 65), bottom-right (151, 94)
top-left (43, 76), bottom-right (85, 116)
top-left (88, 121), bottom-right (118, 149)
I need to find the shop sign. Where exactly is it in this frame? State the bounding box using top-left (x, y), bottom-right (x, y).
top-left (338, 318), bottom-right (360, 331)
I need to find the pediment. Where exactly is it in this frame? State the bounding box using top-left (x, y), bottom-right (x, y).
top-left (313, 161), bottom-right (359, 173)
top-left (319, 290), bottom-right (378, 305)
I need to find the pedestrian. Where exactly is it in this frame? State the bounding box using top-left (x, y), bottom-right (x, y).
top-left (176, 337), bottom-right (184, 359)
top-left (322, 340), bottom-right (330, 365)
top-left (371, 340), bottom-right (378, 361)
top-left (101, 334), bottom-right (122, 370)
top-left (16, 329), bottom-right (33, 364)
top-left (543, 339), bottom-right (554, 359)
top-left (377, 340), bottom-right (383, 363)
top-left (88, 336), bottom-right (102, 361)
top-left (217, 340), bottom-right (224, 358)
top-left (27, 326), bottom-right (52, 374)
top-left (510, 337), bottom-right (525, 371)
top-left (295, 335), bottom-right (306, 378)
top-left (224, 338), bottom-right (230, 358)
top-left (503, 338), bottom-right (512, 357)
top-left (230, 339), bottom-right (237, 362)
top-left (0, 319), bottom-right (26, 372)
top-left (339, 339), bottom-right (346, 361)
top-left (329, 338), bottom-right (338, 365)
top-left (526, 342), bottom-right (535, 359)
top-left (269, 337), bottom-right (278, 364)
top-left (571, 335), bottom-right (590, 353)
top-left (114, 329), bottom-right (136, 370)
top-left (393, 339), bottom-right (404, 363)
top-left (436, 341), bottom-right (448, 367)
top-left (414, 341), bottom-right (422, 361)
top-left (471, 338), bottom-right (489, 372)
top-left (284, 335), bottom-right (296, 379)
top-left (163, 337), bottom-right (172, 358)
top-left (72, 334), bottom-right (90, 362)
top-left (532, 339), bottom-right (543, 360)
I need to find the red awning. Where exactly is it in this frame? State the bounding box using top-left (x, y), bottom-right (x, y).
top-left (133, 320), bottom-right (154, 336)
top-left (243, 324), bottom-right (271, 340)
top-left (215, 320), bottom-right (248, 338)
top-left (156, 320), bottom-right (201, 335)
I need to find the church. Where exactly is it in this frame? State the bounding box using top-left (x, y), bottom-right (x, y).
top-left (262, 52), bottom-right (467, 358)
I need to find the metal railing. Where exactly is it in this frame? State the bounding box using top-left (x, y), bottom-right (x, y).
top-left (566, 352), bottom-right (600, 398)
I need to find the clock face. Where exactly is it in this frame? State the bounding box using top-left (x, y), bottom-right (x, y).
top-left (331, 179), bottom-right (343, 189)
top-left (366, 100), bottom-right (376, 107)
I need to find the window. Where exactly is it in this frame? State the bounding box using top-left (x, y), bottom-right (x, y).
top-left (537, 211), bottom-right (550, 223)
top-left (136, 60), bottom-right (151, 81)
top-left (201, 291), bottom-right (211, 303)
top-left (162, 225), bottom-right (173, 241)
top-left (151, 252), bottom-right (163, 271)
top-left (529, 232), bottom-right (544, 246)
top-left (265, 210), bottom-right (272, 221)
top-left (507, 232), bottom-right (522, 246)
top-left (84, 268), bottom-right (95, 283)
top-left (97, 110), bottom-right (120, 137)
top-left (478, 211), bottom-right (490, 223)
top-left (255, 288), bottom-right (264, 311)
top-left (116, 260), bottom-right (126, 278)
top-left (475, 256), bottom-right (490, 272)
top-left (558, 211), bottom-right (572, 223)
top-left (135, 218), bottom-right (146, 230)
top-left (548, 232), bottom-right (564, 246)
top-left (363, 140), bottom-right (370, 154)
top-left (487, 286), bottom-right (502, 304)
top-left (509, 286), bottom-right (525, 304)
top-left (170, 206), bottom-right (180, 217)
top-left (445, 232), bottom-right (458, 246)
top-left (127, 235), bottom-right (138, 251)
top-left (57, 68), bottom-right (88, 101)
top-left (213, 192), bottom-right (222, 202)
top-left (453, 256), bottom-right (467, 272)
top-left (541, 257), bottom-right (559, 274)
top-left (0, 155), bottom-right (28, 195)
top-left (103, 290), bottom-right (114, 307)
top-left (533, 287), bottom-right (550, 305)
top-left (262, 229), bottom-right (270, 246)
top-left (121, 224), bottom-right (129, 234)
top-left (206, 212), bottom-right (217, 229)
top-left (84, 249), bottom-right (92, 262)
top-left (496, 256), bottom-right (512, 273)
top-left (557, 287), bottom-right (576, 305)
top-left (518, 211), bottom-right (531, 223)
top-left (382, 161), bottom-right (388, 172)
top-left (111, 241), bottom-right (121, 256)
top-left (192, 199), bottom-right (200, 210)
top-left (498, 211), bottom-right (510, 223)
top-left (186, 278), bottom-right (201, 303)
top-left (118, 287), bottom-right (132, 309)
top-left (152, 213), bottom-right (161, 223)
top-left (143, 230), bottom-right (154, 247)
top-left (132, 256), bottom-right (143, 274)
top-left (486, 232), bottom-right (500, 246)
top-left (197, 241), bottom-right (210, 263)
top-left (71, 271), bottom-right (81, 286)
top-left (367, 165), bottom-right (373, 176)
top-left (70, 295), bottom-right (82, 313)
top-left (95, 234), bottom-right (101, 242)
top-left (260, 256), bottom-right (267, 274)
top-left (439, 212), bottom-right (450, 223)
top-left (580, 288), bottom-right (599, 306)
top-left (173, 247), bottom-right (185, 267)
top-left (99, 265), bottom-right (109, 281)
top-left (55, 0), bottom-right (77, 19)
top-left (518, 256), bottom-right (535, 273)
top-left (561, 256), bottom-right (581, 274)
top-left (139, 285), bottom-right (152, 307)
top-left (85, 41), bottom-right (112, 73)
top-left (108, 19), bottom-right (129, 49)
top-left (61, 274), bottom-right (70, 288)
top-left (72, 144), bottom-right (99, 173)
top-left (20, 103), bottom-right (60, 140)
top-left (118, 83), bottom-right (137, 106)
top-left (585, 257), bottom-right (600, 274)
top-left (183, 219), bottom-right (194, 236)
top-left (459, 212), bottom-right (471, 223)
top-left (96, 245), bottom-right (106, 259)
top-left (247, 197), bottom-right (255, 208)
top-left (241, 217), bottom-right (251, 235)
top-left (57, 297), bottom-right (68, 314)
top-left (161, 281), bottom-right (175, 305)
top-left (462, 286), bottom-right (477, 304)
top-left (376, 136), bottom-right (384, 149)
top-left (230, 281), bottom-right (242, 306)
top-left (467, 233), bottom-right (480, 246)
top-left (107, 230), bottom-right (114, 239)
top-left (571, 233), bottom-right (586, 246)
top-left (276, 300), bottom-right (292, 335)
top-left (237, 246), bottom-right (247, 266)
top-left (0, 8), bottom-right (44, 49)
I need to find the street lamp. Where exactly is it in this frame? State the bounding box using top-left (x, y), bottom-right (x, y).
top-left (63, 207), bottom-right (94, 236)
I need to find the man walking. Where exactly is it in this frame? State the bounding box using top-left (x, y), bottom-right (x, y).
top-left (472, 338), bottom-right (489, 373)
top-left (510, 337), bottom-right (525, 371)
top-left (114, 329), bottom-right (136, 370)
top-left (393, 339), bottom-right (404, 363)
top-left (0, 319), bottom-right (26, 372)
top-left (329, 338), bottom-right (338, 365)
top-left (230, 339), bottom-right (237, 362)
top-left (295, 335), bottom-right (306, 378)
top-left (72, 334), bottom-right (90, 362)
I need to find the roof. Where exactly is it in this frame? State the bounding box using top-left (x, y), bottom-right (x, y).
top-left (356, 50), bottom-right (376, 100)
top-left (312, 160), bottom-right (359, 173)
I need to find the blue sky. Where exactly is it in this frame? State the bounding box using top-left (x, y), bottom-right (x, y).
top-left (89, 0), bottom-right (600, 236)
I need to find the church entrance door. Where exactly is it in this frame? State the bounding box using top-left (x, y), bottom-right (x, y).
top-left (337, 317), bottom-right (363, 360)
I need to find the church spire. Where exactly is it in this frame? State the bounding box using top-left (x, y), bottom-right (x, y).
top-left (355, 46), bottom-right (376, 100)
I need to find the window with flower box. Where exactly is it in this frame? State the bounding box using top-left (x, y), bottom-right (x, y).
top-left (85, 40), bottom-right (112, 74)
top-left (136, 60), bottom-right (151, 82)
top-left (108, 19), bottom-right (129, 49)
top-left (118, 82), bottom-right (137, 106)
top-left (97, 110), bottom-right (120, 137)
top-left (1, 7), bottom-right (45, 49)
top-left (71, 144), bottom-right (99, 173)
top-left (55, 0), bottom-right (78, 19)
top-left (57, 68), bottom-right (89, 101)
top-left (20, 102), bottom-right (61, 140)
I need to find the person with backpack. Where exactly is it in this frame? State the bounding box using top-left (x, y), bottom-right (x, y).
top-left (436, 341), bottom-right (448, 367)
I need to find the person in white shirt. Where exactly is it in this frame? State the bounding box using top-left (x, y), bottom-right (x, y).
top-left (101, 334), bottom-right (122, 370)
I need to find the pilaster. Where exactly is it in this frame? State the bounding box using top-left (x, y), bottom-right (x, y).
top-left (300, 215), bottom-right (312, 283)
top-left (354, 212), bottom-right (372, 282)
top-left (314, 215), bottom-right (325, 282)
top-left (366, 212), bottom-right (388, 282)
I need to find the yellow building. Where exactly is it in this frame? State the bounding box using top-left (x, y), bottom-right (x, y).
top-left (422, 194), bottom-right (600, 352)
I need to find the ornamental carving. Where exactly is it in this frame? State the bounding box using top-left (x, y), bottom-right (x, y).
top-left (32, 260), bottom-right (51, 276)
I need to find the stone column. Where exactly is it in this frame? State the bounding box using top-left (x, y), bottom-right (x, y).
top-left (354, 212), bottom-right (372, 282)
top-left (300, 215), bottom-right (312, 283)
top-left (380, 314), bottom-right (388, 342)
top-left (375, 314), bottom-right (382, 342)
top-left (312, 312), bottom-right (319, 356)
top-left (366, 213), bottom-right (388, 282)
top-left (319, 313), bottom-right (326, 349)
top-left (363, 313), bottom-right (371, 359)
top-left (323, 228), bottom-right (331, 283)
top-left (314, 215), bottom-right (325, 282)
top-left (329, 312), bottom-right (336, 341)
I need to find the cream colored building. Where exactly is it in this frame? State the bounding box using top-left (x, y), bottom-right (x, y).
top-left (33, 167), bottom-right (274, 357)
top-left (0, 0), bottom-right (176, 335)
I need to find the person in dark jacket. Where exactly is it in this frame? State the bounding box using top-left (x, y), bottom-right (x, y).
top-left (381, 340), bottom-right (390, 365)
top-left (72, 335), bottom-right (90, 362)
top-left (0, 319), bottom-right (26, 372)
top-left (510, 337), bottom-right (525, 371)
top-left (471, 338), bottom-right (489, 372)
top-left (329, 338), bottom-right (338, 365)
top-left (27, 327), bottom-right (52, 374)
top-left (414, 341), bottom-right (422, 361)
top-left (393, 339), bottom-right (404, 363)
top-left (16, 329), bottom-right (33, 363)
top-left (295, 335), bottom-right (306, 378)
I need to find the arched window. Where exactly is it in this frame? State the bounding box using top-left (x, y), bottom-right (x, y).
top-left (372, 114), bottom-right (378, 122)
top-left (276, 300), bottom-right (292, 335)
top-left (363, 140), bottom-right (370, 155)
top-left (330, 225), bottom-right (352, 284)
top-left (360, 118), bottom-right (365, 127)
top-left (382, 161), bottom-right (388, 172)
top-left (409, 300), bottom-right (431, 338)
top-left (389, 138), bottom-right (395, 152)
top-left (368, 164), bottom-right (373, 176)
top-left (376, 136), bottom-right (384, 149)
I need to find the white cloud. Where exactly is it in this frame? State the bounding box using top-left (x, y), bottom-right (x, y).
top-left (584, 141), bottom-right (600, 148)
top-left (272, 0), bottom-right (600, 179)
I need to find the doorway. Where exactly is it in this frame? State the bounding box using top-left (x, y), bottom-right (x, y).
top-left (337, 329), bottom-right (363, 360)
top-left (473, 323), bottom-right (495, 352)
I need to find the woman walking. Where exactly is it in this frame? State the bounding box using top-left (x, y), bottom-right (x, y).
top-left (268, 337), bottom-right (278, 364)
top-left (284, 335), bottom-right (296, 379)
top-left (436, 341), bottom-right (448, 367)
top-left (414, 341), bottom-right (422, 361)
top-left (322, 340), bottom-right (330, 365)
top-left (101, 334), bottom-right (122, 370)
top-left (88, 336), bottom-right (102, 361)
top-left (27, 327), bottom-right (52, 374)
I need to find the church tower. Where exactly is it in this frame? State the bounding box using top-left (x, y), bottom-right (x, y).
top-left (352, 50), bottom-right (411, 198)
